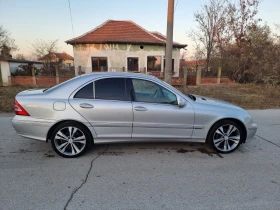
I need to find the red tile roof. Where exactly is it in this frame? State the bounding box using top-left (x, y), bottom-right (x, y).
top-left (53, 52), bottom-right (73, 60)
top-left (150, 31), bottom-right (186, 47)
top-left (66, 20), bottom-right (186, 48)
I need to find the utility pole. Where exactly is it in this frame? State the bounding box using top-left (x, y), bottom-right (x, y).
top-left (164, 0), bottom-right (174, 84)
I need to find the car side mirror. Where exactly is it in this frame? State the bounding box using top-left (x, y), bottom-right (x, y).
top-left (177, 96), bottom-right (186, 107)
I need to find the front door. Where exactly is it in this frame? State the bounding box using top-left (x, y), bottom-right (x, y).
top-left (129, 78), bottom-right (194, 139)
top-left (69, 77), bottom-right (133, 139)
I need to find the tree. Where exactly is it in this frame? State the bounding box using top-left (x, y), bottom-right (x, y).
top-left (29, 39), bottom-right (59, 76)
top-left (228, 0), bottom-right (260, 47)
top-left (189, 0), bottom-right (228, 73)
top-left (221, 24), bottom-right (280, 83)
top-left (0, 44), bottom-right (12, 58)
top-left (225, 0), bottom-right (261, 82)
top-left (189, 0), bottom-right (261, 82)
top-left (30, 39), bottom-right (59, 60)
top-left (0, 25), bottom-right (18, 57)
top-left (15, 54), bottom-right (26, 60)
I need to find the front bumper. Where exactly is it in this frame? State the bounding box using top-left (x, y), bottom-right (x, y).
top-left (12, 115), bottom-right (55, 141)
top-left (246, 123), bottom-right (258, 142)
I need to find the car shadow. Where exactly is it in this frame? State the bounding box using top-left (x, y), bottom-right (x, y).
top-left (87, 142), bottom-right (226, 158)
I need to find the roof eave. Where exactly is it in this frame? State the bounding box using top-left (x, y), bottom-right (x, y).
top-left (66, 41), bottom-right (187, 48)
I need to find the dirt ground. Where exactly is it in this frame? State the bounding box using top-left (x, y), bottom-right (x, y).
top-left (0, 83), bottom-right (280, 112)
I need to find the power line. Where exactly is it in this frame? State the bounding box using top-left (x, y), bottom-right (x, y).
top-left (68, 0), bottom-right (75, 37)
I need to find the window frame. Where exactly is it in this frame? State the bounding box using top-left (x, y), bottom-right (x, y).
top-left (127, 57), bottom-right (139, 72)
top-left (93, 77), bottom-right (130, 102)
top-left (163, 58), bottom-right (175, 73)
top-left (129, 78), bottom-right (178, 105)
top-left (147, 55), bottom-right (162, 72)
top-left (91, 57), bottom-right (108, 72)
top-left (73, 81), bottom-right (94, 99)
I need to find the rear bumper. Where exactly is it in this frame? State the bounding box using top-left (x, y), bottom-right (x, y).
top-left (246, 123), bottom-right (258, 142)
top-left (12, 115), bottom-right (55, 141)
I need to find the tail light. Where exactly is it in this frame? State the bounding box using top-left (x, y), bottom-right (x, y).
top-left (14, 100), bottom-right (30, 116)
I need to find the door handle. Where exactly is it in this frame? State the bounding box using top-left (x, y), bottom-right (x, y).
top-left (134, 106), bottom-right (148, 111)
top-left (79, 103), bottom-right (94, 109)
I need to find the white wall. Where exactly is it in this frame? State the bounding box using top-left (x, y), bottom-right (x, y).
top-left (62, 59), bottom-right (74, 66)
top-left (0, 61), bottom-right (11, 86)
top-left (72, 44), bottom-right (181, 77)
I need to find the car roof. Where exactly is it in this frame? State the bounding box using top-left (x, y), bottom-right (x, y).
top-left (79, 72), bottom-right (157, 80)
top-left (45, 72), bottom-right (160, 98)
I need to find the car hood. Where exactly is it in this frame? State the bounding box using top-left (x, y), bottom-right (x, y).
top-left (190, 94), bottom-right (243, 110)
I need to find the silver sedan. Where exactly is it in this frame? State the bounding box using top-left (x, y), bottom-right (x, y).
top-left (12, 73), bottom-right (257, 157)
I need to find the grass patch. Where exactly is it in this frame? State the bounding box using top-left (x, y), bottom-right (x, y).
top-left (0, 86), bottom-right (32, 112)
top-left (0, 83), bottom-right (279, 113)
top-left (183, 84), bottom-right (280, 109)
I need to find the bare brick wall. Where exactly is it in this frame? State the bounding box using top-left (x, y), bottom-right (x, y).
top-left (187, 77), bottom-right (197, 85)
top-left (10, 76), bottom-right (74, 86)
top-left (187, 76), bottom-right (233, 85)
top-left (10, 75), bottom-right (233, 86)
top-left (59, 77), bottom-right (73, 83)
top-left (221, 77), bottom-right (233, 84)
top-left (36, 77), bottom-right (56, 86)
top-left (11, 76), bottom-right (33, 85)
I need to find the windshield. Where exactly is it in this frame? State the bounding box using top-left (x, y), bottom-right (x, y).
top-left (160, 79), bottom-right (196, 101)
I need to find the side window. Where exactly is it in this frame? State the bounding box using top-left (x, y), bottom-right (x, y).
top-left (132, 79), bottom-right (177, 104)
top-left (74, 82), bottom-right (93, 99)
top-left (95, 78), bottom-right (127, 101)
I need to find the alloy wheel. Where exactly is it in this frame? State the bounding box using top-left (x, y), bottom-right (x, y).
top-left (54, 126), bottom-right (87, 156)
top-left (213, 124), bottom-right (241, 152)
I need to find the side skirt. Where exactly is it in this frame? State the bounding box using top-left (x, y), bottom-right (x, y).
top-left (94, 137), bottom-right (206, 144)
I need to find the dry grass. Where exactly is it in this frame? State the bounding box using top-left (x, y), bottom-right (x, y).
top-left (183, 83), bottom-right (280, 109)
top-left (0, 86), bottom-right (31, 112)
top-left (0, 84), bottom-right (280, 113)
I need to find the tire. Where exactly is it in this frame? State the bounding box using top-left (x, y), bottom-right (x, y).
top-left (51, 121), bottom-right (92, 158)
top-left (207, 120), bottom-right (245, 154)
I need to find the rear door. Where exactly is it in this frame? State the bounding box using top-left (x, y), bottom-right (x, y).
top-left (128, 78), bottom-right (194, 139)
top-left (69, 77), bottom-right (133, 139)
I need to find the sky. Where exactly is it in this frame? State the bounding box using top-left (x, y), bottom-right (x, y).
top-left (0, 0), bottom-right (279, 58)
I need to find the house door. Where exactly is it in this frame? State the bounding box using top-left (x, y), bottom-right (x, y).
top-left (91, 57), bottom-right (108, 72)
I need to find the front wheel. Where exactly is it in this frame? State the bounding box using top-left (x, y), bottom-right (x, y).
top-left (51, 122), bottom-right (92, 158)
top-left (207, 120), bottom-right (245, 153)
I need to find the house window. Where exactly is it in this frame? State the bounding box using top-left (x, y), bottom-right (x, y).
top-left (147, 56), bottom-right (162, 71)
top-left (92, 57), bottom-right (108, 72)
top-left (164, 59), bottom-right (175, 72)
top-left (127, 57), bottom-right (139, 71)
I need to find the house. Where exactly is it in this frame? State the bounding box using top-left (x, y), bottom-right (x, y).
top-left (40, 52), bottom-right (74, 68)
top-left (65, 20), bottom-right (187, 77)
top-left (0, 57), bottom-right (42, 86)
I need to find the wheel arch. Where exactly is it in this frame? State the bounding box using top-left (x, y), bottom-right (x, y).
top-left (207, 118), bottom-right (247, 144)
top-left (46, 120), bottom-right (94, 143)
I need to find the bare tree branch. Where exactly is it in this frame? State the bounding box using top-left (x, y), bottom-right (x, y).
top-left (0, 25), bottom-right (18, 56)
top-left (29, 39), bottom-right (59, 60)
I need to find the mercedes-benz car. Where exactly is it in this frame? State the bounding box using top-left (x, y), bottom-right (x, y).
top-left (12, 73), bottom-right (257, 157)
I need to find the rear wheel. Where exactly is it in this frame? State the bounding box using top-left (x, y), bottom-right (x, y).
top-left (207, 120), bottom-right (245, 153)
top-left (51, 122), bottom-right (92, 158)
